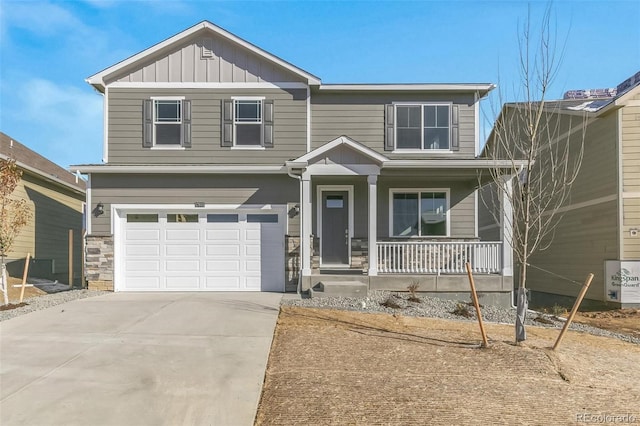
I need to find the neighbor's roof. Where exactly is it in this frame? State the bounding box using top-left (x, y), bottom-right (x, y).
top-left (86, 20), bottom-right (322, 92)
top-left (503, 70), bottom-right (640, 116)
top-left (0, 132), bottom-right (86, 193)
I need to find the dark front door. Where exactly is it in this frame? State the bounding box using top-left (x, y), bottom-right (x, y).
top-left (321, 191), bottom-right (349, 265)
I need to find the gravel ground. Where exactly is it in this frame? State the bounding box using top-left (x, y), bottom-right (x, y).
top-left (0, 289), bottom-right (110, 322)
top-left (283, 290), bottom-right (640, 345)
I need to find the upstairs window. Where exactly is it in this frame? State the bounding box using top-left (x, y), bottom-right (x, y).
top-left (385, 103), bottom-right (458, 152)
top-left (154, 100), bottom-right (182, 145)
top-left (391, 190), bottom-right (449, 237)
top-left (222, 98), bottom-right (274, 148)
top-left (142, 97), bottom-right (191, 148)
top-left (234, 99), bottom-right (262, 146)
top-left (396, 104), bottom-right (450, 150)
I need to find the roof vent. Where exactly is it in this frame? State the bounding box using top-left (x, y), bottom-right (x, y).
top-left (201, 37), bottom-right (215, 59)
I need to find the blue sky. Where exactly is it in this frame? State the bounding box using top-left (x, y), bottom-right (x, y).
top-left (0, 0), bottom-right (638, 168)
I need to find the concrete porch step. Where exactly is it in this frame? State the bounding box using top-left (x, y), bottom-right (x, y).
top-left (310, 280), bottom-right (368, 298)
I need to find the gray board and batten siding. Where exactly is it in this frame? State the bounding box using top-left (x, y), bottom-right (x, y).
top-left (105, 33), bottom-right (308, 86)
top-left (89, 174), bottom-right (299, 236)
top-left (107, 88), bottom-right (307, 164)
top-left (311, 91), bottom-right (478, 159)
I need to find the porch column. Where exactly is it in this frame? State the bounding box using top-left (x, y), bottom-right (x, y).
top-left (500, 177), bottom-right (513, 277)
top-left (367, 174), bottom-right (378, 276)
top-left (301, 174), bottom-right (312, 275)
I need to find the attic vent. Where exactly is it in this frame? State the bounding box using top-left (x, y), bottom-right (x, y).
top-left (201, 37), bottom-right (215, 59)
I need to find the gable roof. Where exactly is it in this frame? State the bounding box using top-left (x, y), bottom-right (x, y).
top-left (289, 136), bottom-right (389, 166)
top-left (0, 132), bottom-right (85, 194)
top-left (86, 20), bottom-right (321, 92)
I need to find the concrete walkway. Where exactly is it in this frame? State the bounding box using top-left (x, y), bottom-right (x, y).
top-left (0, 292), bottom-right (282, 426)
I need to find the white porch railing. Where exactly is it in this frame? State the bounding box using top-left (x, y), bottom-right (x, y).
top-left (377, 241), bottom-right (502, 274)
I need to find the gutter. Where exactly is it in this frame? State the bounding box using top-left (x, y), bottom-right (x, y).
top-left (0, 154), bottom-right (86, 195)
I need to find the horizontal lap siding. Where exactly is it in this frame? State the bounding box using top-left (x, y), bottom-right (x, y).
top-left (526, 200), bottom-right (618, 301)
top-left (7, 174), bottom-right (84, 279)
top-left (623, 198), bottom-right (640, 259)
top-left (377, 176), bottom-right (476, 238)
top-left (90, 174), bottom-right (298, 236)
top-left (6, 181), bottom-right (35, 260)
top-left (477, 184), bottom-right (501, 241)
top-left (311, 92), bottom-right (477, 158)
top-left (560, 113), bottom-right (618, 203)
top-left (108, 88), bottom-right (307, 164)
top-left (622, 96), bottom-right (640, 259)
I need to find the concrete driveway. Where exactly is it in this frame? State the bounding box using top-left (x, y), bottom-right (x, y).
top-left (0, 292), bottom-right (282, 426)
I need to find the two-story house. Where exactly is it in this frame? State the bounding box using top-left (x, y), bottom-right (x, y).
top-left (75, 21), bottom-right (519, 305)
top-left (480, 72), bottom-right (640, 308)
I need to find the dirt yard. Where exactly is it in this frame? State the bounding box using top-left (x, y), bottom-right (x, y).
top-left (2, 276), bottom-right (47, 304)
top-left (256, 306), bottom-right (640, 425)
top-left (570, 308), bottom-right (640, 339)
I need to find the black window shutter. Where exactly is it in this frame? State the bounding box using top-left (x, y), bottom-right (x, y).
top-left (221, 99), bottom-right (233, 147)
top-left (263, 100), bottom-right (274, 148)
top-left (451, 104), bottom-right (459, 151)
top-left (143, 100), bottom-right (153, 148)
top-left (182, 100), bottom-right (192, 148)
top-left (384, 104), bottom-right (394, 151)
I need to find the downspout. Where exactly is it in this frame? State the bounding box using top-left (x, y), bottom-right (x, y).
top-left (287, 168), bottom-right (303, 295)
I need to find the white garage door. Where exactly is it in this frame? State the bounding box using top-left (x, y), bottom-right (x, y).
top-left (119, 210), bottom-right (284, 292)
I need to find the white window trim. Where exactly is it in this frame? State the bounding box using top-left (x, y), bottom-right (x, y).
top-left (393, 102), bottom-right (453, 151)
top-left (231, 96), bottom-right (265, 147)
top-left (151, 96), bottom-right (185, 148)
top-left (389, 188), bottom-right (451, 238)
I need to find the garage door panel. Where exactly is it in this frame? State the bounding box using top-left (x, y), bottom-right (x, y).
top-left (166, 276), bottom-right (200, 289)
top-left (206, 229), bottom-right (240, 240)
top-left (206, 260), bottom-right (240, 272)
top-left (126, 229), bottom-right (160, 241)
top-left (166, 229), bottom-right (200, 241)
top-left (245, 229), bottom-right (261, 241)
top-left (124, 276), bottom-right (161, 290)
top-left (206, 244), bottom-right (240, 256)
top-left (165, 260), bottom-right (200, 272)
top-left (245, 277), bottom-right (261, 290)
top-left (244, 244), bottom-right (261, 256)
top-left (165, 244), bottom-right (200, 256)
top-left (126, 260), bottom-right (160, 272)
top-left (125, 245), bottom-right (160, 257)
top-left (205, 276), bottom-right (240, 290)
top-left (245, 260), bottom-right (261, 272)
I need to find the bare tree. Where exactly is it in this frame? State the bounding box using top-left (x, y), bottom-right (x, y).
top-left (481, 5), bottom-right (589, 342)
top-left (0, 158), bottom-right (32, 305)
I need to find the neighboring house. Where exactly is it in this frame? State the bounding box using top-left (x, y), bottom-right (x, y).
top-left (0, 133), bottom-right (86, 285)
top-left (480, 71), bottom-right (640, 308)
top-left (74, 21), bottom-right (520, 305)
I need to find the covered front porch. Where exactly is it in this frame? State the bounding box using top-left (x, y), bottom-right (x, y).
top-left (286, 136), bottom-right (514, 303)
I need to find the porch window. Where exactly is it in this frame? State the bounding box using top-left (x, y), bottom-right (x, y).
top-left (395, 104), bottom-right (450, 150)
top-left (391, 190), bottom-right (448, 237)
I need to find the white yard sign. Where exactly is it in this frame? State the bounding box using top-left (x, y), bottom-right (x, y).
top-left (605, 261), bottom-right (640, 304)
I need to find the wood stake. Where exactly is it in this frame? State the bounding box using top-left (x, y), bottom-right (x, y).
top-left (19, 253), bottom-right (31, 303)
top-left (552, 273), bottom-right (594, 351)
top-left (68, 229), bottom-right (73, 289)
top-left (465, 262), bottom-right (489, 347)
